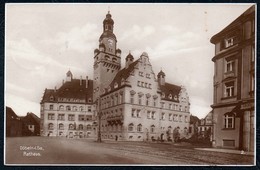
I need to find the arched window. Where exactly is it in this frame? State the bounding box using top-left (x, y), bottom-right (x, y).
top-left (128, 123), bottom-right (134, 132)
top-left (79, 106), bottom-right (83, 111)
top-left (48, 123), bottom-right (54, 130)
top-left (169, 94), bottom-right (172, 99)
top-left (73, 106), bottom-right (77, 111)
top-left (224, 112), bottom-right (235, 128)
top-left (66, 106), bottom-right (71, 111)
top-left (105, 55), bottom-right (110, 60)
top-left (112, 58), bottom-right (117, 62)
top-left (168, 126), bottom-right (172, 133)
top-left (79, 124), bottom-right (83, 130)
top-left (150, 125), bottom-right (155, 133)
top-left (137, 124), bottom-right (142, 132)
top-left (86, 124), bottom-right (92, 131)
top-left (69, 124), bottom-right (74, 130)
top-left (58, 123), bottom-right (64, 130)
top-left (162, 93), bottom-right (165, 98)
top-left (59, 105), bottom-right (64, 110)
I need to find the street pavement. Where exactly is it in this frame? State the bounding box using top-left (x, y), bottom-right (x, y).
top-left (5, 137), bottom-right (254, 165)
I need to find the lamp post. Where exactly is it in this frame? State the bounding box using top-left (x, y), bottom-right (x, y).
top-left (97, 97), bottom-right (102, 143)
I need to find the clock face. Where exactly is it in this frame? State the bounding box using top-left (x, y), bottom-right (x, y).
top-left (108, 39), bottom-right (113, 46)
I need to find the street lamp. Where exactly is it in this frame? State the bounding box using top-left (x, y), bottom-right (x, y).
top-left (97, 97), bottom-right (102, 143)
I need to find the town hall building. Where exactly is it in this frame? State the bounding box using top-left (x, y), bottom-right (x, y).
top-left (40, 11), bottom-right (191, 141)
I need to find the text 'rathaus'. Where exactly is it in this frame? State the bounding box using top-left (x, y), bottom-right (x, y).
top-left (40, 11), bottom-right (191, 141)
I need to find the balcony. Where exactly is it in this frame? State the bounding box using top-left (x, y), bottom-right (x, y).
top-left (107, 115), bottom-right (124, 124)
top-left (224, 71), bottom-right (235, 79)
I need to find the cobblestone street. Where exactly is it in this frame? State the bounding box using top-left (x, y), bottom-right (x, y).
top-left (5, 137), bottom-right (254, 165)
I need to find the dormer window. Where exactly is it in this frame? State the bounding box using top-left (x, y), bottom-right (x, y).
top-left (121, 78), bottom-right (125, 85)
top-left (225, 37), bottom-right (235, 48)
top-left (169, 94), bottom-right (172, 99)
top-left (162, 93), bottom-right (165, 98)
top-left (50, 96), bottom-right (54, 101)
top-left (114, 82), bottom-right (118, 89)
top-left (174, 95), bottom-right (177, 100)
top-left (139, 72), bottom-right (143, 77)
top-left (108, 86), bottom-right (111, 92)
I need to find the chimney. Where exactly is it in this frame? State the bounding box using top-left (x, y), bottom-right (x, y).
top-left (80, 76), bottom-right (82, 86)
top-left (54, 86), bottom-right (57, 92)
top-left (86, 76), bottom-right (88, 88)
top-left (62, 79), bottom-right (64, 85)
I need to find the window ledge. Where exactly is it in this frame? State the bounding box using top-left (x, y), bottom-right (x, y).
top-left (221, 96), bottom-right (237, 100)
top-left (222, 128), bottom-right (235, 130)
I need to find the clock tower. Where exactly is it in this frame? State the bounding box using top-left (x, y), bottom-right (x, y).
top-left (93, 11), bottom-right (122, 102)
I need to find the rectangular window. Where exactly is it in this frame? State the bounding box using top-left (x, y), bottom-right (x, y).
top-left (139, 96), bottom-right (142, 105)
top-left (68, 114), bottom-right (75, 121)
top-left (147, 111), bottom-right (151, 119)
top-left (224, 114), bottom-right (234, 128)
top-left (151, 111), bottom-right (155, 119)
top-left (88, 106), bottom-right (92, 112)
top-left (223, 140), bottom-right (235, 147)
top-left (153, 99), bottom-right (157, 107)
top-left (161, 102), bottom-right (165, 108)
top-left (179, 105), bottom-right (182, 111)
top-left (161, 112), bottom-right (165, 120)
top-left (130, 95), bottom-right (134, 104)
top-left (146, 98), bottom-right (149, 106)
top-left (58, 114), bottom-right (65, 121)
top-left (139, 71), bottom-right (143, 76)
top-left (185, 116), bottom-right (188, 122)
top-left (179, 115), bottom-right (182, 122)
top-left (131, 109), bottom-right (135, 117)
top-left (169, 104), bottom-right (172, 110)
top-left (225, 60), bottom-right (235, 72)
top-left (169, 113), bottom-right (172, 121)
top-left (146, 73), bottom-right (150, 78)
top-left (48, 113), bottom-right (55, 120)
top-left (137, 81), bottom-right (141, 86)
top-left (49, 105), bottom-right (54, 110)
top-left (137, 110), bottom-right (141, 118)
top-left (86, 115), bottom-right (92, 121)
top-left (174, 104), bottom-right (177, 110)
top-left (225, 37), bottom-right (236, 48)
top-left (78, 115), bottom-right (85, 121)
top-left (224, 81), bottom-right (235, 97)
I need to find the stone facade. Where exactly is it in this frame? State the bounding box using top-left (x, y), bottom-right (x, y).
top-left (41, 11), bottom-right (191, 141)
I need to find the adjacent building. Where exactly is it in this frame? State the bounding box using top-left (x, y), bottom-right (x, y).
top-left (197, 111), bottom-right (213, 139)
top-left (40, 11), bottom-right (191, 141)
top-left (6, 106), bottom-right (40, 137)
top-left (210, 6), bottom-right (255, 151)
top-left (40, 74), bottom-right (95, 138)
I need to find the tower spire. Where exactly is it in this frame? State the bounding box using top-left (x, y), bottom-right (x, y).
top-left (108, 6), bottom-right (110, 14)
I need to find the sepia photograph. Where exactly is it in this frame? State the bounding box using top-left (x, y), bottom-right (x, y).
top-left (5, 3), bottom-right (256, 165)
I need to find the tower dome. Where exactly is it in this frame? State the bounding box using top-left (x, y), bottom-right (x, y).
top-left (126, 52), bottom-right (134, 61)
top-left (157, 70), bottom-right (165, 78)
top-left (103, 12), bottom-right (114, 25)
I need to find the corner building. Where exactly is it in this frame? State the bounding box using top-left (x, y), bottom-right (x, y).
top-left (41, 11), bottom-right (191, 141)
top-left (210, 6), bottom-right (255, 151)
top-left (94, 12), bottom-right (190, 141)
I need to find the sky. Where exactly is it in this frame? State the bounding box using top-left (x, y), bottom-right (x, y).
top-left (5, 3), bottom-right (254, 119)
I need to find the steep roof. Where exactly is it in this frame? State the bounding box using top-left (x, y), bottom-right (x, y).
top-left (21, 112), bottom-right (40, 125)
top-left (160, 83), bottom-right (181, 102)
top-left (41, 79), bottom-right (93, 104)
top-left (6, 106), bottom-right (20, 120)
top-left (105, 60), bottom-right (139, 93)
